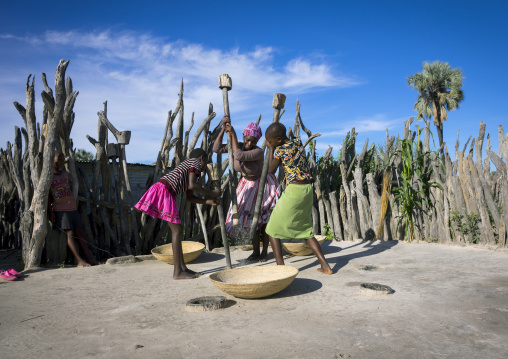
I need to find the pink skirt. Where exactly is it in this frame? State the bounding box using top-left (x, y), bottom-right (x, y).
top-left (226, 173), bottom-right (280, 239)
top-left (134, 182), bottom-right (181, 224)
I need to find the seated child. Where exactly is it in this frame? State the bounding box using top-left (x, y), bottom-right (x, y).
top-left (49, 151), bottom-right (100, 267)
top-left (135, 148), bottom-right (220, 279)
top-left (264, 123), bottom-right (332, 274)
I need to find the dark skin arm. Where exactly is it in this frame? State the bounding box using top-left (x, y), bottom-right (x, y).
top-left (266, 142), bottom-right (281, 174)
top-left (186, 190), bottom-right (219, 205)
top-left (187, 171), bottom-right (221, 205)
top-left (223, 122), bottom-right (240, 152)
top-left (213, 116), bottom-right (232, 151)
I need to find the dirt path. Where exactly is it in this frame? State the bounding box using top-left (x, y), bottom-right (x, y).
top-left (1, 240), bottom-right (508, 358)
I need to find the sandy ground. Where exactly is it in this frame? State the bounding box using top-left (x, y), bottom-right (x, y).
top-left (1, 239), bottom-right (508, 359)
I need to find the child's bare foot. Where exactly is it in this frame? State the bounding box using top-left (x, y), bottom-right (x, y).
top-left (247, 253), bottom-right (260, 261)
top-left (77, 261), bottom-right (91, 268)
top-left (173, 271), bottom-right (200, 280)
top-left (258, 254), bottom-right (268, 262)
top-left (317, 267), bottom-right (333, 275)
top-left (185, 269), bottom-right (202, 277)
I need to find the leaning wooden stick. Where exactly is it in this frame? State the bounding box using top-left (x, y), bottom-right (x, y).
top-left (196, 204), bottom-right (210, 251)
top-left (218, 74), bottom-right (239, 226)
top-left (247, 93), bottom-right (286, 240)
top-left (208, 162), bottom-right (232, 268)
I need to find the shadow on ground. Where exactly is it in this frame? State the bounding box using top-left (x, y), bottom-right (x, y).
top-left (293, 239), bottom-right (398, 274)
top-left (191, 251), bottom-right (224, 264)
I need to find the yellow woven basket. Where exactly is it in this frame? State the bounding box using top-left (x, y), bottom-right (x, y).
top-left (151, 241), bottom-right (205, 265)
top-left (281, 235), bottom-right (326, 256)
top-left (209, 265), bottom-right (299, 299)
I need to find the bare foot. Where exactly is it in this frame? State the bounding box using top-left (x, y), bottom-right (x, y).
top-left (247, 252), bottom-right (260, 261)
top-left (77, 261), bottom-right (91, 268)
top-left (317, 267), bottom-right (333, 275)
top-left (258, 254), bottom-right (268, 263)
top-left (173, 271), bottom-right (200, 280)
top-left (185, 269), bottom-right (202, 277)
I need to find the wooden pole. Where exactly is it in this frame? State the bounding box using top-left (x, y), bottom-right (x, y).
top-left (218, 74), bottom-right (239, 226)
top-left (107, 143), bottom-right (131, 255)
top-left (247, 93), bottom-right (286, 240)
top-left (196, 204), bottom-right (210, 251)
top-left (208, 163), bottom-right (231, 268)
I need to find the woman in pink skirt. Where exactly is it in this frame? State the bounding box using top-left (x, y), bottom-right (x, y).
top-left (213, 117), bottom-right (280, 262)
top-left (135, 148), bottom-right (220, 280)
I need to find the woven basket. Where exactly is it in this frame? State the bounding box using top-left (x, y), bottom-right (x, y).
top-left (209, 265), bottom-right (299, 299)
top-left (151, 241), bottom-right (205, 264)
top-left (281, 235), bottom-right (326, 256)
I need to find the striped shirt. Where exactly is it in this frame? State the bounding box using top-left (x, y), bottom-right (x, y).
top-left (160, 158), bottom-right (202, 197)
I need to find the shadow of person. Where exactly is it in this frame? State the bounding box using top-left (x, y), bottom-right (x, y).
top-left (317, 239), bottom-right (343, 255)
top-left (281, 239), bottom-right (343, 264)
top-left (191, 251), bottom-right (225, 264)
top-left (298, 239), bottom-right (398, 274)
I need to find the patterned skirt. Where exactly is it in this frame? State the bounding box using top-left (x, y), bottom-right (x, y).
top-left (134, 182), bottom-right (181, 224)
top-left (225, 173), bottom-right (280, 239)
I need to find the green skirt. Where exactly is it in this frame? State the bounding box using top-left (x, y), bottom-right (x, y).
top-left (265, 183), bottom-right (314, 240)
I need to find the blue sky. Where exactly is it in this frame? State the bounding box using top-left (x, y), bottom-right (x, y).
top-left (1, 0), bottom-right (507, 164)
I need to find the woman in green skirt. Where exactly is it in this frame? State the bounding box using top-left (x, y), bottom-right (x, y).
top-left (264, 123), bottom-right (332, 274)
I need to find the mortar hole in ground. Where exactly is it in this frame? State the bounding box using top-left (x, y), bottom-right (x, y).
top-left (360, 282), bottom-right (394, 296)
top-left (358, 265), bottom-right (379, 271)
top-left (185, 296), bottom-right (234, 312)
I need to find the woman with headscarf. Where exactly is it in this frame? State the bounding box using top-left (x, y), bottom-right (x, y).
top-left (213, 116), bottom-right (280, 261)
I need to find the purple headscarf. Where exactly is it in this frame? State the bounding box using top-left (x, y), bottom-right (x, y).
top-left (242, 122), bottom-right (262, 140)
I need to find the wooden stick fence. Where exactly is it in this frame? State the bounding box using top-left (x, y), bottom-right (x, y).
top-left (1, 61), bottom-right (507, 269)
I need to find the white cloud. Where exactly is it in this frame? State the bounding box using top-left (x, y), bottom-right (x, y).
top-left (0, 29), bottom-right (359, 163)
top-left (319, 114), bottom-right (402, 138)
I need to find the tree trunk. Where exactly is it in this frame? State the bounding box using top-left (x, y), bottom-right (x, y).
top-left (313, 176), bottom-right (327, 234)
top-left (366, 173), bottom-right (381, 239)
top-left (486, 149), bottom-right (508, 246)
top-left (467, 156), bottom-right (496, 244)
top-left (354, 140), bottom-right (374, 239)
top-left (24, 60), bottom-right (71, 269)
top-left (329, 191), bottom-right (343, 241)
top-left (436, 123), bottom-right (444, 149)
top-left (457, 151), bottom-right (479, 216)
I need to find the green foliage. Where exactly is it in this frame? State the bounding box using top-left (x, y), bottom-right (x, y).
top-left (337, 131), bottom-right (357, 168)
top-left (315, 131), bottom-right (379, 192)
top-left (407, 60), bottom-right (464, 145)
top-left (388, 120), bottom-right (443, 241)
top-left (316, 154), bottom-right (340, 189)
top-left (486, 196), bottom-right (503, 226)
top-left (219, 235), bottom-right (233, 247)
top-left (364, 144), bottom-right (380, 175)
top-left (451, 210), bottom-right (481, 244)
top-left (75, 148), bottom-right (93, 161)
top-left (493, 196), bottom-right (503, 215)
top-left (323, 223), bottom-right (334, 240)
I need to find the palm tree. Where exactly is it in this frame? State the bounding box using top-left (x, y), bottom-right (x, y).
top-left (407, 61), bottom-right (464, 147)
top-left (75, 148), bottom-right (93, 161)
